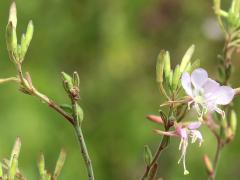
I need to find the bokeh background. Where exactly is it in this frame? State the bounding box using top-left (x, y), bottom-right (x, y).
top-left (0, 0), bottom-right (240, 179)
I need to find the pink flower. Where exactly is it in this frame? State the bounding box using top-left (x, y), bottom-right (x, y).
top-left (181, 68), bottom-right (234, 119)
top-left (155, 121), bottom-right (203, 175)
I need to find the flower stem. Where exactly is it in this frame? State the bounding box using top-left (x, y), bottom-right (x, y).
top-left (209, 140), bottom-right (222, 180)
top-left (141, 135), bottom-right (170, 180)
top-left (74, 125), bottom-right (94, 180)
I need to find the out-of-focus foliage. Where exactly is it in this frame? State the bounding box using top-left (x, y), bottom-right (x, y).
top-left (0, 0), bottom-right (239, 179)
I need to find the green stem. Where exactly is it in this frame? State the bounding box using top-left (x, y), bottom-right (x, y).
top-left (74, 125), bottom-right (94, 180)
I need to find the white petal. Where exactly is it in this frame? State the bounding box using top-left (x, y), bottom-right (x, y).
top-left (215, 86), bottom-right (235, 105)
top-left (188, 122), bottom-right (201, 130)
top-left (191, 68), bottom-right (208, 89)
top-left (203, 78), bottom-right (220, 95)
top-left (181, 72), bottom-right (193, 97)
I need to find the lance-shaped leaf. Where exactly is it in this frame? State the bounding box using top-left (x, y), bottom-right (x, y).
top-left (144, 145), bottom-right (153, 166)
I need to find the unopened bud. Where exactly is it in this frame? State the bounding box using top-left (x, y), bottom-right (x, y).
top-left (54, 149), bottom-right (66, 178)
top-left (25, 21), bottom-right (34, 48)
top-left (0, 162), bottom-right (2, 177)
top-left (8, 155), bottom-right (18, 180)
top-left (190, 59), bottom-right (200, 72)
top-left (10, 137), bottom-right (21, 165)
top-left (38, 153), bottom-right (45, 177)
top-left (163, 51), bottom-right (171, 79)
top-left (230, 110), bottom-right (237, 134)
top-left (180, 45), bottom-right (195, 72)
top-left (172, 64), bottom-right (181, 90)
top-left (203, 155), bottom-right (213, 177)
top-left (147, 115), bottom-right (164, 124)
top-left (6, 22), bottom-right (18, 54)
top-left (8, 2), bottom-right (17, 28)
top-left (61, 72), bottom-right (73, 92)
top-left (156, 50), bottom-right (165, 83)
top-left (73, 71), bottom-right (80, 88)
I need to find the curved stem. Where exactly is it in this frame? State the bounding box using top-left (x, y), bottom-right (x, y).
top-left (74, 125), bottom-right (94, 180)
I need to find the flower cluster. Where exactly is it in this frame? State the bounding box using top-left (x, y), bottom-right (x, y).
top-left (150, 68), bottom-right (234, 175)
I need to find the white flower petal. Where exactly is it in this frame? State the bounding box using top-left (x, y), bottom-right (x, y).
top-left (203, 78), bottom-right (220, 96)
top-left (187, 122), bottom-right (201, 130)
top-left (215, 86), bottom-right (235, 105)
top-left (191, 68), bottom-right (208, 89)
top-left (181, 72), bottom-right (193, 97)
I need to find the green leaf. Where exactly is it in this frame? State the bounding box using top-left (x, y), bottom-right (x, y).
top-left (144, 145), bottom-right (153, 166)
top-left (60, 104), bottom-right (73, 114)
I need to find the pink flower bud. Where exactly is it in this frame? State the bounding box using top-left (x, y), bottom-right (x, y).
top-left (147, 115), bottom-right (164, 124)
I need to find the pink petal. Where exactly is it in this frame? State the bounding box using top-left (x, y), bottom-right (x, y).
top-left (181, 72), bottom-right (193, 97)
top-left (215, 86), bottom-right (235, 105)
top-left (191, 68), bottom-right (208, 89)
top-left (187, 122), bottom-right (201, 130)
top-left (176, 127), bottom-right (188, 139)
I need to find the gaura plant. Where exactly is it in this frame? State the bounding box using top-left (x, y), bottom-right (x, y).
top-left (1, 2), bottom-right (94, 180)
top-left (141, 0), bottom-right (240, 179)
top-left (0, 137), bottom-right (66, 180)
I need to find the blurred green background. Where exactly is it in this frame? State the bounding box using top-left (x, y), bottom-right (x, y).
top-left (0, 0), bottom-right (240, 179)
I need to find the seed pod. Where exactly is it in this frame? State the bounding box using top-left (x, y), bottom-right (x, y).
top-left (172, 65), bottom-right (181, 90)
top-left (156, 50), bottom-right (165, 83)
top-left (180, 45), bottom-right (195, 72)
top-left (144, 145), bottom-right (153, 166)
